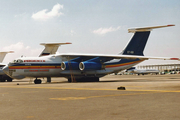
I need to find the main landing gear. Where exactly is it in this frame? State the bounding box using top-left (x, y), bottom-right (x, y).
top-left (34, 77), bottom-right (51, 84)
top-left (68, 77), bottom-right (99, 82)
top-left (47, 77), bottom-right (51, 83)
top-left (0, 75), bottom-right (13, 82)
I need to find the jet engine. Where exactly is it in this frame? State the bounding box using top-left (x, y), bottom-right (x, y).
top-left (79, 62), bottom-right (102, 71)
top-left (61, 61), bottom-right (79, 70)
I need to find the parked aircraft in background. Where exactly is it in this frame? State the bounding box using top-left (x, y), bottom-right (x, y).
top-left (126, 67), bottom-right (159, 75)
top-left (3, 25), bottom-right (179, 84)
top-left (0, 51), bottom-right (14, 82)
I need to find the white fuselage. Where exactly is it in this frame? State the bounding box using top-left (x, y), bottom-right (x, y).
top-left (4, 55), bottom-right (143, 79)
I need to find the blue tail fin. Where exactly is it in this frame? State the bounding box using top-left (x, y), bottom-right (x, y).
top-left (122, 31), bottom-right (150, 56)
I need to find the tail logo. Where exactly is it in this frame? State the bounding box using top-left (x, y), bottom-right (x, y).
top-left (127, 51), bottom-right (134, 54)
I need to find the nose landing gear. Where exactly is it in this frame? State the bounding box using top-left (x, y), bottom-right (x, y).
top-left (34, 77), bottom-right (51, 84)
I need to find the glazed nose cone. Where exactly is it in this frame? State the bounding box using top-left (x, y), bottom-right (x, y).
top-left (3, 65), bottom-right (9, 75)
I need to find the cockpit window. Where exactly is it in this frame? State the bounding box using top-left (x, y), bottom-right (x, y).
top-left (12, 59), bottom-right (23, 63)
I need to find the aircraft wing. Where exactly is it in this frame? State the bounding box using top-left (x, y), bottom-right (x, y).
top-left (56, 53), bottom-right (179, 61)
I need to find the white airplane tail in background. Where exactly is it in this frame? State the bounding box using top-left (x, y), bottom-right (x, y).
top-left (0, 51), bottom-right (14, 63)
top-left (39, 42), bottom-right (72, 57)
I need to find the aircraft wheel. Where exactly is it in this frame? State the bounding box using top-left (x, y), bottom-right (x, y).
top-left (7, 78), bottom-right (13, 82)
top-left (47, 77), bottom-right (51, 83)
top-left (68, 78), bottom-right (72, 83)
top-left (34, 79), bottom-right (42, 84)
top-left (0, 76), bottom-right (5, 82)
top-left (0, 79), bottom-right (5, 82)
top-left (94, 77), bottom-right (99, 82)
top-left (76, 77), bottom-right (99, 82)
top-left (91, 77), bottom-right (99, 82)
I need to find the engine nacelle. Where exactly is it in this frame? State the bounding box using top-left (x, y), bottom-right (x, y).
top-left (61, 61), bottom-right (79, 70)
top-left (79, 62), bottom-right (102, 71)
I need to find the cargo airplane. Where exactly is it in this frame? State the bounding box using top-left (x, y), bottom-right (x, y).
top-left (3, 25), bottom-right (179, 84)
top-left (0, 51), bottom-right (14, 82)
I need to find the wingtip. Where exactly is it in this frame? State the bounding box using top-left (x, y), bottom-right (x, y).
top-left (170, 58), bottom-right (179, 60)
top-left (0, 51), bottom-right (14, 53)
top-left (167, 24), bottom-right (175, 27)
top-left (9, 51), bottom-right (14, 53)
top-left (66, 42), bottom-right (72, 44)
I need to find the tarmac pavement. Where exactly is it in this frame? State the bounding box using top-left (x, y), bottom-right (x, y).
top-left (0, 74), bottom-right (180, 120)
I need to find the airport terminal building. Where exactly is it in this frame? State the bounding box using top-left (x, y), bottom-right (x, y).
top-left (137, 63), bottom-right (180, 73)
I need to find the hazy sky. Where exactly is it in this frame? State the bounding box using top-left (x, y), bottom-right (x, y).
top-left (0, 0), bottom-right (180, 65)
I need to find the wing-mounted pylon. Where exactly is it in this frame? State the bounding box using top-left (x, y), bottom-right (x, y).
top-left (39, 42), bottom-right (72, 57)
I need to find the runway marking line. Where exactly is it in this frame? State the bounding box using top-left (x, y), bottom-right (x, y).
top-left (50, 92), bottom-right (158, 101)
top-left (21, 91), bottom-right (39, 93)
top-left (0, 85), bottom-right (180, 93)
top-left (26, 116), bottom-right (34, 119)
top-left (0, 93), bottom-right (8, 95)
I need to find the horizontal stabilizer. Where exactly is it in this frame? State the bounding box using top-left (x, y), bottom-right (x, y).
top-left (40, 42), bottom-right (72, 46)
top-left (128, 24), bottom-right (175, 33)
top-left (39, 42), bottom-right (72, 57)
